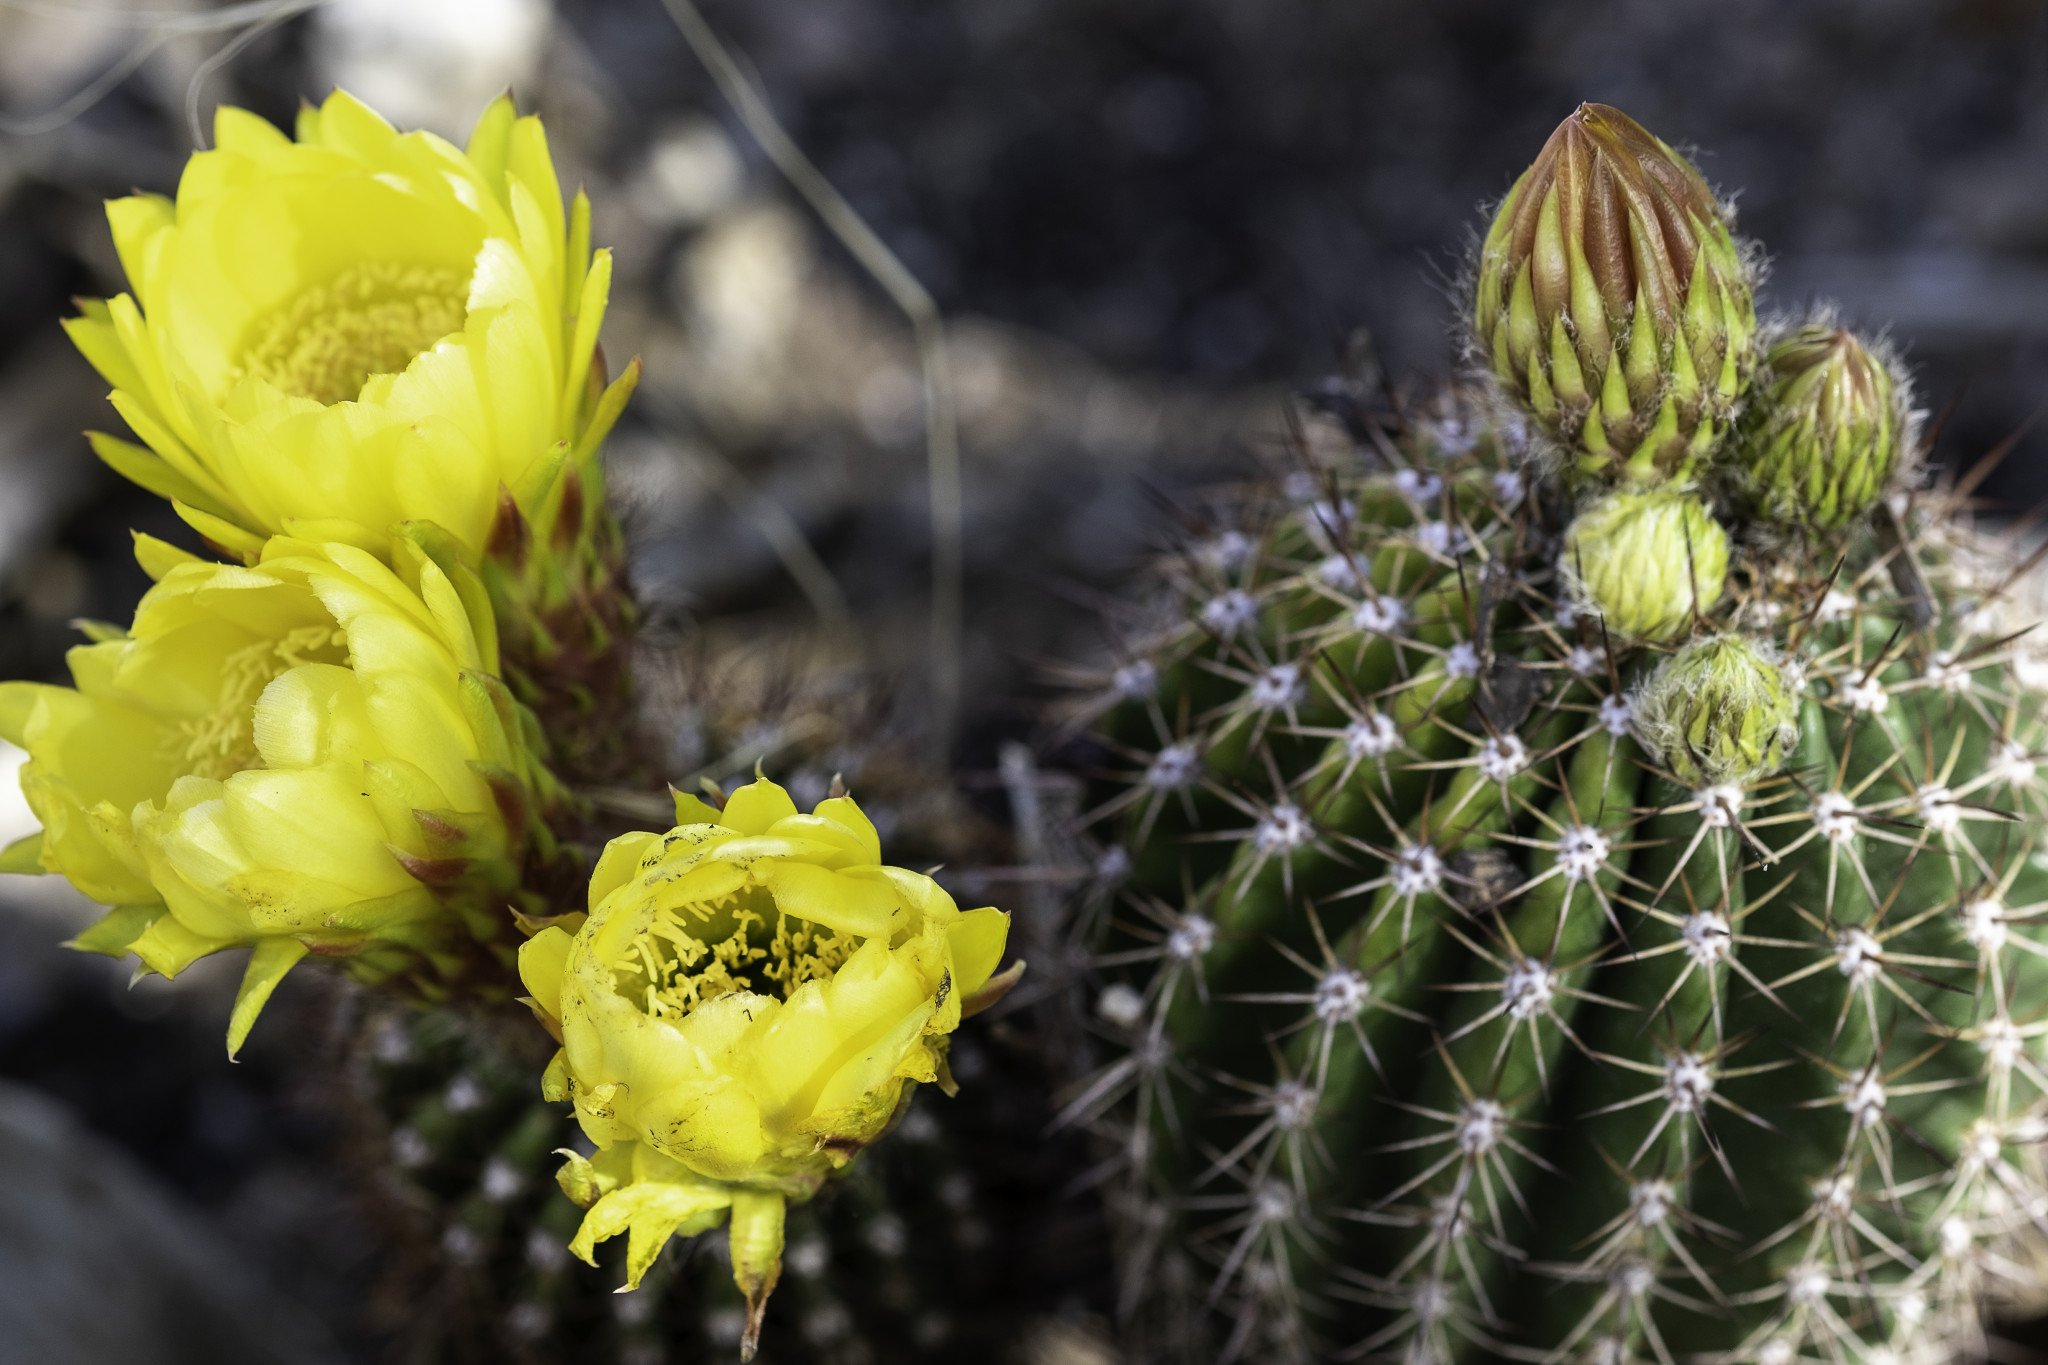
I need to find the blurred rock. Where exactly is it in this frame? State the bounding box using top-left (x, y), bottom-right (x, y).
top-left (0, 741), bottom-right (32, 853)
top-left (1018, 1318), bottom-right (1121, 1365)
top-left (313, 0), bottom-right (554, 139)
top-left (613, 196), bottom-right (1268, 723)
top-left (0, 2), bottom-right (144, 112)
top-left (631, 116), bottom-right (746, 228)
top-left (0, 1078), bottom-right (342, 1365)
top-left (663, 198), bottom-right (815, 436)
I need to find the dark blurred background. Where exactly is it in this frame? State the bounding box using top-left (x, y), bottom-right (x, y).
top-left (3, 0), bottom-right (2048, 1360)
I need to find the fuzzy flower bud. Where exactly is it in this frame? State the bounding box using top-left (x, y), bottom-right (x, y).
top-left (0, 529), bottom-right (562, 1055)
top-left (1561, 491), bottom-right (1727, 643)
top-left (1737, 326), bottom-right (1909, 531)
top-left (1475, 104), bottom-right (1757, 487)
top-left (519, 778), bottom-right (1016, 1358)
top-left (1633, 636), bottom-right (1800, 788)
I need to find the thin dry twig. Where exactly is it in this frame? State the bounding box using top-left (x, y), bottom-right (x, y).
top-left (667, 433), bottom-right (856, 638)
top-left (655, 0), bottom-right (966, 759)
top-left (0, 0), bottom-right (322, 139)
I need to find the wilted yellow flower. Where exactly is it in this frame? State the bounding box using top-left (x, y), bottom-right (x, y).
top-left (63, 89), bottom-right (634, 563)
top-left (520, 778), bottom-right (1017, 1357)
top-left (0, 528), bottom-right (560, 1055)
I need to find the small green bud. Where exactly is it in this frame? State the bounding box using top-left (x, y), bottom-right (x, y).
top-left (1736, 325), bottom-right (1908, 532)
top-left (1474, 103), bottom-right (1758, 487)
top-left (1561, 491), bottom-right (1727, 643)
top-left (1633, 635), bottom-right (1799, 788)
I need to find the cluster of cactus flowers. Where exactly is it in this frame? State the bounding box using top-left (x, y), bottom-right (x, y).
top-left (0, 90), bottom-right (1012, 1359)
top-left (1067, 103), bottom-right (2048, 1364)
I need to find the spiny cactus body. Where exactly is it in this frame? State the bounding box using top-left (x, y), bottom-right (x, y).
top-left (1065, 106), bottom-right (2043, 1363)
top-left (1069, 370), bottom-right (2048, 1359)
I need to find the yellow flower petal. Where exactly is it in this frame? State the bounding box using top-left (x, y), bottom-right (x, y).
top-left (672, 790), bottom-right (724, 826)
top-left (569, 1182), bottom-right (732, 1290)
top-left (755, 860), bottom-right (903, 941)
top-left (518, 925), bottom-right (575, 1020)
top-left (227, 936), bottom-right (308, 1058)
top-left (948, 907), bottom-right (1012, 999)
top-left (719, 778), bottom-right (800, 836)
top-left (589, 829), bottom-right (661, 912)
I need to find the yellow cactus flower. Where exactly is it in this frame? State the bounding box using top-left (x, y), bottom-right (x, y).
top-left (63, 88), bottom-right (635, 563)
top-left (520, 778), bottom-right (1018, 1358)
top-left (0, 528), bottom-right (560, 1055)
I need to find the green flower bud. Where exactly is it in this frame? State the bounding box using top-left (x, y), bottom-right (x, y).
top-left (1633, 636), bottom-right (1799, 788)
top-left (1561, 491), bottom-right (1727, 643)
top-left (1474, 103), bottom-right (1757, 487)
top-left (1737, 325), bottom-right (1908, 531)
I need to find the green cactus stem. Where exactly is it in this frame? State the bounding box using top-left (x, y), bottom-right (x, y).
top-left (1066, 371), bottom-right (2048, 1365)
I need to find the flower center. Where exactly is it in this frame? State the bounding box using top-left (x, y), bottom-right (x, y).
top-left (236, 261), bottom-right (470, 404)
top-left (624, 886), bottom-right (859, 1018)
top-left (175, 624), bottom-right (349, 780)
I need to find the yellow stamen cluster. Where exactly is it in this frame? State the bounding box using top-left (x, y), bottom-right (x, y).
top-left (618, 888), bottom-right (858, 1018)
top-left (235, 261), bottom-right (470, 404)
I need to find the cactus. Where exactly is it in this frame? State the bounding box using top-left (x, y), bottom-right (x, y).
top-left (346, 1000), bottom-right (1027, 1365)
top-left (1066, 111), bottom-right (2048, 1365)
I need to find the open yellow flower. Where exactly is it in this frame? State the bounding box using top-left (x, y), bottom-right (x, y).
top-left (63, 89), bottom-right (634, 563)
top-left (0, 528), bottom-right (560, 1055)
top-left (519, 778), bottom-right (1018, 1358)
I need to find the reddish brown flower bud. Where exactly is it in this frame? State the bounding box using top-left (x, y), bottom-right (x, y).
top-left (1474, 104), bottom-right (1757, 486)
